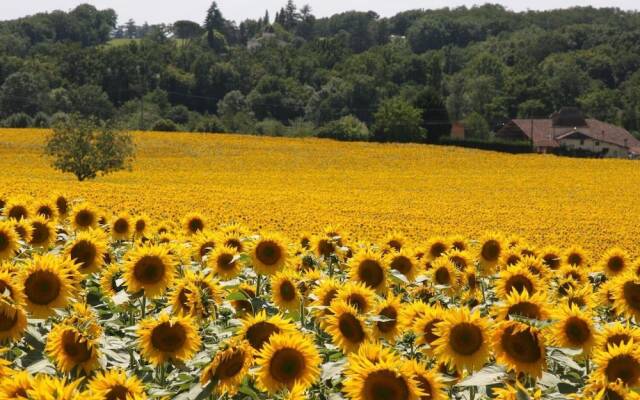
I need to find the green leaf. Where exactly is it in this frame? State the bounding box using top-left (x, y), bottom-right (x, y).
top-left (227, 291), bottom-right (249, 301)
top-left (322, 359), bottom-right (347, 381)
top-left (455, 365), bottom-right (506, 387)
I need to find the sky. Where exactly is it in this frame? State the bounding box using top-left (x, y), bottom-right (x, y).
top-left (2, 0), bottom-right (639, 25)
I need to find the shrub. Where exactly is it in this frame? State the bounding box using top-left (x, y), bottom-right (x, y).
top-left (464, 112), bottom-right (491, 140)
top-left (317, 115), bottom-right (370, 142)
top-left (372, 98), bottom-right (426, 143)
top-left (33, 112), bottom-right (51, 128)
top-left (167, 105), bottom-right (190, 125)
top-left (44, 115), bottom-right (135, 181)
top-left (254, 119), bottom-right (287, 136)
top-left (2, 113), bottom-right (33, 128)
top-left (152, 119), bottom-right (179, 132)
top-left (194, 115), bottom-right (225, 133)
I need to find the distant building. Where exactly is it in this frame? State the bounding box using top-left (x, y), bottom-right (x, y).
top-left (450, 121), bottom-right (465, 140)
top-left (496, 107), bottom-right (640, 158)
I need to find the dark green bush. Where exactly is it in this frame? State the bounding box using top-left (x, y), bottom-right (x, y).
top-left (317, 115), bottom-right (370, 142)
top-left (152, 119), bottom-right (179, 132)
top-left (2, 113), bottom-right (33, 128)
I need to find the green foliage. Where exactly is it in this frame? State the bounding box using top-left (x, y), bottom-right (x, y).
top-left (152, 119), bottom-right (179, 132)
top-left (464, 112), bottom-right (491, 140)
top-left (44, 115), bottom-right (135, 181)
top-left (194, 115), bottom-right (224, 133)
top-left (372, 98), bottom-right (426, 143)
top-left (317, 115), bottom-right (370, 142)
top-left (2, 112), bottom-right (33, 128)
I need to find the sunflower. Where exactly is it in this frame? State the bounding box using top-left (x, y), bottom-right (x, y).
top-left (71, 203), bottom-right (99, 231)
top-left (12, 218), bottom-right (33, 243)
top-left (493, 382), bottom-right (543, 400)
top-left (550, 304), bottom-right (595, 354)
top-left (0, 301), bottom-right (27, 343)
top-left (517, 256), bottom-right (547, 278)
top-left (346, 342), bottom-right (400, 372)
top-left (463, 265), bottom-right (480, 292)
top-left (593, 341), bottom-right (640, 386)
top-left (448, 235), bottom-right (468, 252)
top-left (255, 331), bottom-right (321, 394)
top-left (170, 270), bottom-right (223, 320)
top-left (406, 359), bottom-right (446, 400)
top-left (0, 221), bottom-right (19, 261)
top-left (65, 229), bottom-right (107, 274)
top-left (611, 272), bottom-right (640, 321)
top-left (335, 281), bottom-right (377, 314)
top-left (539, 246), bottom-right (562, 271)
top-left (372, 294), bottom-right (403, 342)
top-left (413, 305), bottom-right (445, 349)
top-left (0, 370), bottom-right (34, 399)
top-left (558, 264), bottom-right (588, 287)
top-left (28, 216), bottom-right (56, 248)
top-left (100, 264), bottom-right (123, 298)
top-left (325, 301), bottom-right (370, 353)
top-left (596, 322), bottom-right (640, 353)
top-left (432, 308), bottom-right (492, 372)
top-left (200, 340), bottom-right (253, 396)
top-left (138, 313), bottom-right (201, 366)
top-left (31, 199), bottom-right (58, 221)
top-left (251, 233), bottom-right (288, 275)
top-left (110, 213), bottom-right (132, 241)
top-left (429, 257), bottom-right (459, 289)
top-left (563, 246), bottom-right (589, 269)
top-left (237, 311), bottom-right (296, 351)
top-left (495, 264), bottom-right (542, 299)
top-left (86, 369), bottom-right (147, 400)
top-left (343, 357), bottom-right (423, 400)
top-left (381, 231), bottom-right (405, 253)
top-left (2, 197), bottom-right (30, 221)
top-left (230, 282), bottom-right (257, 316)
top-left (283, 383), bottom-right (307, 400)
top-left (182, 212), bottom-right (205, 235)
top-left (560, 285), bottom-right (595, 310)
top-left (45, 322), bottom-right (100, 373)
top-left (123, 245), bottom-right (176, 298)
top-left (425, 237), bottom-right (449, 261)
top-left (500, 247), bottom-right (523, 269)
top-left (208, 245), bottom-right (242, 280)
top-left (312, 235), bottom-right (337, 258)
top-left (132, 215), bottom-right (149, 238)
top-left (598, 247), bottom-right (630, 277)
top-left (386, 249), bottom-right (419, 282)
top-left (348, 248), bottom-right (388, 293)
top-left (598, 279), bottom-right (617, 308)
top-left (477, 232), bottom-right (505, 272)
top-left (19, 254), bottom-right (76, 318)
top-left (52, 194), bottom-right (69, 218)
top-left (218, 231), bottom-right (246, 253)
top-left (25, 376), bottom-right (83, 400)
top-left (494, 289), bottom-right (550, 322)
top-left (298, 232), bottom-right (312, 250)
top-left (190, 230), bottom-right (217, 262)
top-left (310, 278), bottom-right (341, 321)
top-left (271, 270), bottom-right (301, 312)
top-left (399, 301), bottom-right (432, 331)
top-left (582, 378), bottom-right (637, 400)
top-left (445, 249), bottom-right (473, 271)
top-left (492, 320), bottom-right (546, 377)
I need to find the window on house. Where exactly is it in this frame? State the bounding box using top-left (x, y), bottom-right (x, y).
top-left (580, 139), bottom-right (584, 145)
top-left (596, 141), bottom-right (600, 146)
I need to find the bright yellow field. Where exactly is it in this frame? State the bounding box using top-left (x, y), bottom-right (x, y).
top-left (1, 128), bottom-right (639, 254)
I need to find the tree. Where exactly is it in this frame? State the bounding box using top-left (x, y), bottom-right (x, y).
top-left (45, 115), bottom-right (135, 181)
top-left (413, 88), bottom-right (451, 143)
top-left (464, 112), bottom-right (491, 140)
top-left (372, 98), bottom-right (426, 143)
top-left (173, 20), bottom-right (203, 41)
top-left (205, 2), bottom-right (225, 48)
top-left (0, 72), bottom-right (47, 117)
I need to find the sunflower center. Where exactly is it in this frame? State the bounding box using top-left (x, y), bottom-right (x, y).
top-left (133, 256), bottom-right (166, 285)
top-left (543, 254), bottom-right (560, 270)
top-left (114, 219), bottom-right (129, 234)
top-left (226, 239), bottom-right (242, 251)
top-left (24, 271), bottom-right (61, 305)
top-left (0, 309), bottom-right (18, 331)
top-left (507, 302), bottom-right (540, 320)
top-left (246, 321), bottom-right (279, 350)
top-left (322, 289), bottom-right (338, 307)
top-left (300, 237), bottom-right (310, 249)
top-left (449, 323), bottom-right (483, 356)
top-left (346, 294), bottom-right (367, 313)
top-left (506, 255), bottom-right (521, 266)
top-left (467, 273), bottom-right (477, 289)
top-left (62, 330), bottom-right (92, 363)
top-left (415, 376), bottom-right (433, 400)
top-left (135, 220), bottom-right (146, 233)
top-left (70, 240), bottom-right (97, 269)
top-left (188, 218), bottom-right (204, 233)
top-left (429, 243), bottom-right (446, 259)
top-left (75, 210), bottom-right (95, 227)
top-left (269, 348), bottom-right (306, 384)
top-left (564, 317), bottom-right (591, 345)
top-left (501, 325), bottom-right (541, 363)
top-left (317, 239), bottom-right (335, 257)
top-left (151, 322), bottom-right (187, 353)
top-left (216, 253), bottom-right (236, 271)
top-left (388, 240), bottom-right (402, 251)
top-left (56, 197), bottom-right (68, 215)
top-left (359, 260), bottom-right (384, 289)
top-left (199, 241), bottom-right (215, 258)
top-left (391, 257), bottom-right (412, 275)
top-left (424, 319), bottom-right (442, 344)
top-left (338, 313), bottom-right (365, 343)
top-left (377, 306), bottom-right (397, 333)
top-left (605, 355), bottom-right (640, 386)
top-left (256, 241), bottom-right (282, 266)
top-left (505, 275), bottom-right (533, 295)
top-left (37, 206), bottom-right (53, 219)
top-left (608, 256), bottom-right (625, 272)
top-left (623, 281), bottom-right (640, 311)
top-left (567, 253), bottom-right (582, 266)
top-left (0, 233), bottom-right (8, 252)
top-left (481, 240), bottom-right (501, 262)
top-left (30, 222), bottom-right (50, 245)
top-left (434, 267), bottom-right (451, 285)
top-left (607, 334), bottom-right (632, 350)
top-left (106, 385), bottom-right (130, 400)
top-left (279, 280), bottom-right (296, 302)
top-left (8, 206), bottom-right (27, 220)
top-left (363, 370), bottom-right (410, 400)
top-left (216, 350), bottom-right (245, 379)
top-left (450, 256), bottom-right (467, 270)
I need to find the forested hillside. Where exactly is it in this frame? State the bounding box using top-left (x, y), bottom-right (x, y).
top-left (1, 2), bottom-right (640, 142)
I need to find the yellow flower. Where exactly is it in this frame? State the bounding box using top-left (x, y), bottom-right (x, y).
top-left (598, 247), bottom-right (631, 277)
top-left (45, 322), bottom-right (100, 374)
top-left (432, 308), bottom-right (492, 372)
top-left (19, 254), bottom-right (76, 318)
top-left (309, 278), bottom-right (341, 322)
top-left (200, 340), bottom-right (253, 396)
top-left (334, 281), bottom-right (377, 314)
top-left (26, 375), bottom-right (83, 400)
top-left (64, 229), bottom-right (107, 274)
top-left (182, 212), bottom-right (206, 235)
top-left (169, 270), bottom-right (222, 320)
top-left (493, 289), bottom-right (550, 322)
top-left (28, 215), bottom-right (56, 248)
top-left (611, 272), bottom-right (640, 321)
top-left (596, 322), bottom-right (640, 353)
top-left (70, 202), bottom-right (100, 231)
top-left (425, 236), bottom-right (450, 261)
top-left (11, 218), bottom-right (33, 243)
top-left (0, 370), bottom-right (34, 399)
top-left (549, 304), bottom-right (595, 354)
top-left (325, 300), bottom-right (370, 353)
top-left (429, 257), bottom-right (459, 289)
top-left (190, 230), bottom-right (217, 262)
top-left (495, 263), bottom-right (542, 299)
top-left (2, 196), bottom-right (30, 221)
top-left (237, 311), bottom-right (296, 351)
top-left (250, 233), bottom-right (289, 276)
top-left (271, 270), bottom-right (301, 312)
top-left (137, 313), bottom-right (201, 366)
top-left (110, 213), bottom-right (133, 240)
top-left (563, 245), bottom-right (590, 269)
top-left (132, 214), bottom-right (150, 238)
top-left (372, 294), bottom-right (403, 342)
top-left (540, 246), bottom-right (562, 271)
top-left (381, 231), bottom-right (406, 253)
top-left (100, 264), bottom-right (123, 298)
top-left (385, 248), bottom-right (419, 282)
top-left (492, 320), bottom-right (546, 377)
top-left (413, 305), bottom-right (445, 349)
top-left (123, 245), bottom-right (176, 298)
top-left (593, 341), bottom-right (640, 387)
top-left (343, 357), bottom-right (423, 400)
top-left (0, 221), bottom-right (19, 261)
top-left (406, 359), bottom-right (446, 400)
top-left (33, 199), bottom-right (58, 221)
top-left (255, 332), bottom-right (321, 394)
top-left (348, 248), bottom-right (388, 293)
top-left (477, 232), bottom-right (505, 272)
top-left (86, 369), bottom-right (147, 400)
top-left (208, 245), bottom-right (242, 280)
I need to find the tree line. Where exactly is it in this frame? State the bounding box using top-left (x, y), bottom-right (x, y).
top-left (1, 1), bottom-right (640, 143)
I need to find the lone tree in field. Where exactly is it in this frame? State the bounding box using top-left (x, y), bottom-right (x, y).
top-left (45, 115), bottom-right (135, 181)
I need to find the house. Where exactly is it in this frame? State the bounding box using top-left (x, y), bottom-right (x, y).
top-left (495, 107), bottom-right (640, 158)
top-left (450, 121), bottom-right (465, 140)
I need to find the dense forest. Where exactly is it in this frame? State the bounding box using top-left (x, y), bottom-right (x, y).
top-left (1, 2), bottom-right (640, 143)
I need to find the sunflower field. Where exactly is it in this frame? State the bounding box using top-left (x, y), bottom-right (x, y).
top-left (1, 192), bottom-right (640, 400)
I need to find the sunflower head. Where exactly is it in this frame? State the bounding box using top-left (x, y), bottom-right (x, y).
top-left (0, 370), bottom-right (34, 399)
top-left (2, 197), bottom-right (30, 221)
top-left (255, 331), bottom-right (321, 394)
top-left (137, 313), bottom-right (201, 366)
top-left (28, 216), bottom-right (56, 248)
top-left (496, 264), bottom-right (542, 300)
top-left (182, 213), bottom-right (205, 235)
top-left (372, 294), bottom-right (403, 342)
top-left (271, 270), bottom-right (301, 312)
top-left (53, 194), bottom-right (69, 218)
top-left (208, 245), bottom-right (242, 280)
top-left (412, 305), bottom-right (445, 349)
top-left (477, 232), bottom-right (505, 272)
top-left (0, 302), bottom-right (28, 343)
top-left (310, 278), bottom-right (341, 321)
top-left (599, 247), bottom-right (630, 277)
top-left (110, 213), bottom-right (132, 241)
top-left (0, 221), bottom-right (19, 261)
top-left (200, 339), bottom-right (253, 396)
top-left (65, 229), bottom-right (107, 274)
top-left (123, 245), bottom-right (176, 298)
top-left (190, 230), bottom-right (217, 262)
top-left (385, 248), bottom-right (419, 282)
top-left (494, 289), bottom-right (550, 322)
top-left (343, 357), bottom-right (424, 400)
top-left (429, 257), bottom-right (459, 290)
top-left (381, 231), bottom-right (406, 253)
top-left (448, 235), bottom-right (468, 252)
top-left (406, 359), bottom-right (446, 400)
top-left (45, 322), bottom-right (100, 373)
top-left (335, 281), bottom-right (377, 314)
top-left (425, 237), bottom-right (450, 261)
top-left (550, 303), bottom-right (595, 354)
top-left (563, 246), bottom-right (589, 269)
top-left (71, 203), bottom-right (99, 231)
top-left (86, 369), bottom-right (147, 400)
top-left (251, 233), bottom-right (288, 275)
top-left (19, 254), bottom-right (76, 318)
top-left (594, 341), bottom-right (640, 387)
top-left (445, 249), bottom-right (473, 272)
top-left (238, 311), bottom-right (296, 351)
top-left (349, 248), bottom-right (388, 293)
top-left (596, 322), bottom-right (640, 353)
top-left (492, 320), bottom-right (546, 377)
top-left (33, 200), bottom-right (58, 221)
top-left (326, 300), bottom-right (370, 353)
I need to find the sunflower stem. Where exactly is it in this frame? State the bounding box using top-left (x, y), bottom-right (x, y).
top-left (300, 299), bottom-right (305, 328)
top-left (469, 386), bottom-right (476, 400)
top-left (256, 274), bottom-right (262, 297)
top-left (141, 296), bottom-right (147, 319)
